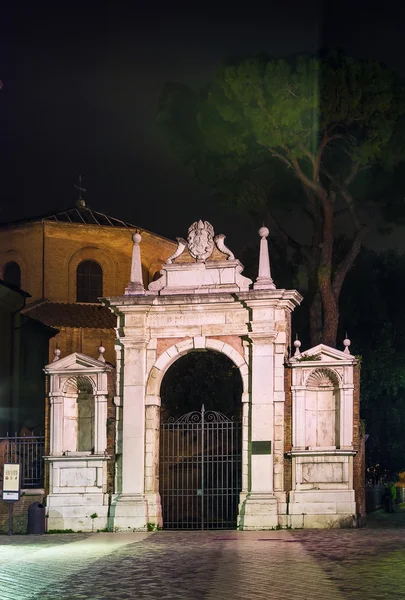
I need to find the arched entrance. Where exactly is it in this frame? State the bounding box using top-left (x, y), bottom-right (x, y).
top-left (159, 350), bottom-right (243, 530)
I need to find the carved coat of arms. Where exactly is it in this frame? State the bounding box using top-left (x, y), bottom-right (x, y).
top-left (187, 220), bottom-right (215, 262)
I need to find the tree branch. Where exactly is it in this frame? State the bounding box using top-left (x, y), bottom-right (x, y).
top-left (314, 133), bottom-right (345, 182)
top-left (322, 165), bottom-right (361, 229)
top-left (343, 161), bottom-right (360, 186)
top-left (265, 210), bottom-right (312, 264)
top-left (300, 182), bottom-right (320, 225)
top-left (291, 156), bottom-right (324, 196)
top-left (332, 225), bottom-right (369, 300)
top-left (256, 141), bottom-right (293, 170)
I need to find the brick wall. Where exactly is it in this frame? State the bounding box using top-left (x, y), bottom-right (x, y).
top-left (106, 370), bottom-right (116, 495)
top-left (49, 328), bottom-right (116, 365)
top-left (0, 491), bottom-right (45, 534)
top-left (352, 362), bottom-right (366, 518)
top-left (209, 335), bottom-right (244, 357)
top-left (283, 365), bottom-right (293, 493)
top-left (0, 221), bottom-right (176, 306)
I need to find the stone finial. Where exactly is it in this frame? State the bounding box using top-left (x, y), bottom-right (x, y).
top-left (98, 343), bottom-right (106, 362)
top-left (166, 238), bottom-right (187, 264)
top-left (214, 234), bottom-right (235, 260)
top-left (53, 348), bottom-right (61, 362)
top-left (293, 337), bottom-right (302, 357)
top-left (125, 232), bottom-right (145, 295)
top-left (343, 333), bottom-right (351, 354)
top-left (253, 226), bottom-right (276, 290)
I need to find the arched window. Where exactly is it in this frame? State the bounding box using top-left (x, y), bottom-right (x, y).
top-left (76, 260), bottom-right (103, 303)
top-left (3, 261), bottom-right (21, 288)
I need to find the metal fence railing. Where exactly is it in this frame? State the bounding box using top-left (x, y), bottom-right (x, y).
top-left (0, 435), bottom-right (45, 489)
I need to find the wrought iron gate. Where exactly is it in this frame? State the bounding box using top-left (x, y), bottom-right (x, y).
top-left (159, 405), bottom-right (241, 530)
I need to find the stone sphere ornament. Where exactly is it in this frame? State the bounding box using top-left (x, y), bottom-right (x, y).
top-left (132, 232), bottom-right (142, 244)
top-left (258, 226), bottom-right (269, 239)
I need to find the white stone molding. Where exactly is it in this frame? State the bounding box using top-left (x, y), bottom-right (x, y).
top-left (43, 352), bottom-right (113, 532)
top-left (145, 338), bottom-right (249, 398)
top-left (148, 220), bottom-right (252, 294)
top-left (44, 356), bottom-right (112, 457)
top-left (287, 342), bottom-right (357, 526)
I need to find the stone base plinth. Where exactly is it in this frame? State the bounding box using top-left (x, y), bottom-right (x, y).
top-left (287, 489), bottom-right (356, 528)
top-left (46, 493), bottom-right (109, 532)
top-left (238, 493), bottom-right (278, 530)
top-left (109, 494), bottom-right (148, 532)
top-left (145, 492), bottom-right (163, 528)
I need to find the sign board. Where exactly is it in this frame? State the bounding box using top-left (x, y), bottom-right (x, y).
top-left (251, 441), bottom-right (272, 455)
top-left (2, 463), bottom-right (21, 502)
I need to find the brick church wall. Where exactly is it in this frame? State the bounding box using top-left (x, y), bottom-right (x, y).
top-left (49, 328), bottom-right (116, 365)
top-left (0, 221), bottom-right (176, 306)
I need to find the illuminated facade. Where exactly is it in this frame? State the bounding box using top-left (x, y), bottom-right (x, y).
top-left (43, 221), bottom-right (364, 531)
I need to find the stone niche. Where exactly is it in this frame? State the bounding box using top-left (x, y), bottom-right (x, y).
top-left (287, 343), bottom-right (357, 528)
top-left (44, 352), bottom-right (113, 532)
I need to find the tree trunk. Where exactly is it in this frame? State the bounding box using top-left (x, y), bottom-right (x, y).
top-left (317, 194), bottom-right (339, 347)
top-left (320, 293), bottom-right (339, 348)
top-left (309, 291), bottom-right (323, 347)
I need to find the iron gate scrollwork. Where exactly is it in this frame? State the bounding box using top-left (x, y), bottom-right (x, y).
top-left (159, 405), bottom-right (242, 530)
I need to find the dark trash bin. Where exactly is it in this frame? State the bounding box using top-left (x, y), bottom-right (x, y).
top-left (27, 502), bottom-right (45, 534)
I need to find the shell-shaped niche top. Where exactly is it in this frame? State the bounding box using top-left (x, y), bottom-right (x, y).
top-left (306, 368), bottom-right (339, 388)
top-left (166, 220), bottom-right (235, 264)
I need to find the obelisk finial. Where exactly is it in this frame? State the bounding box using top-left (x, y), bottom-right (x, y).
top-left (125, 232), bottom-right (145, 295)
top-left (253, 226), bottom-right (276, 290)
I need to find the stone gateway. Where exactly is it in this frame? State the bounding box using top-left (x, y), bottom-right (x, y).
top-left (44, 221), bottom-right (363, 531)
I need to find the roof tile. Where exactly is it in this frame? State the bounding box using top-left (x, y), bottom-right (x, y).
top-left (23, 301), bottom-right (116, 329)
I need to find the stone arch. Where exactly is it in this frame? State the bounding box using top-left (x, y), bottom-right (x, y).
top-left (144, 336), bottom-right (248, 526)
top-left (305, 367), bottom-right (341, 388)
top-left (67, 246), bottom-right (117, 303)
top-left (145, 337), bottom-right (249, 403)
top-left (62, 375), bottom-right (96, 395)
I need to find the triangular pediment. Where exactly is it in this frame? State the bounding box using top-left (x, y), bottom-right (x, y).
top-left (44, 352), bottom-right (112, 373)
top-left (290, 343), bottom-right (356, 364)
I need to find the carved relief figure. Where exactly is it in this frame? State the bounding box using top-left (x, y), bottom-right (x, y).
top-left (187, 220), bottom-right (215, 262)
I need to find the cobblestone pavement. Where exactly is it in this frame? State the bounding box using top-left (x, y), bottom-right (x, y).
top-left (0, 508), bottom-right (404, 600)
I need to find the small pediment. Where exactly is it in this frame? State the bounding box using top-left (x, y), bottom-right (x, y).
top-left (44, 352), bottom-right (112, 373)
top-left (290, 343), bottom-right (356, 365)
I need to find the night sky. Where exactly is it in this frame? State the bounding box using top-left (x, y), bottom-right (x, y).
top-left (2, 2), bottom-right (405, 250)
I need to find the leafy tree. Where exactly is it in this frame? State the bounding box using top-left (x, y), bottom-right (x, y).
top-left (340, 249), bottom-right (405, 477)
top-left (157, 51), bottom-right (405, 347)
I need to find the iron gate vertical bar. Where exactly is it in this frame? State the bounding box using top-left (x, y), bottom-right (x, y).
top-left (159, 409), bottom-right (241, 530)
top-left (201, 405), bottom-right (204, 530)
